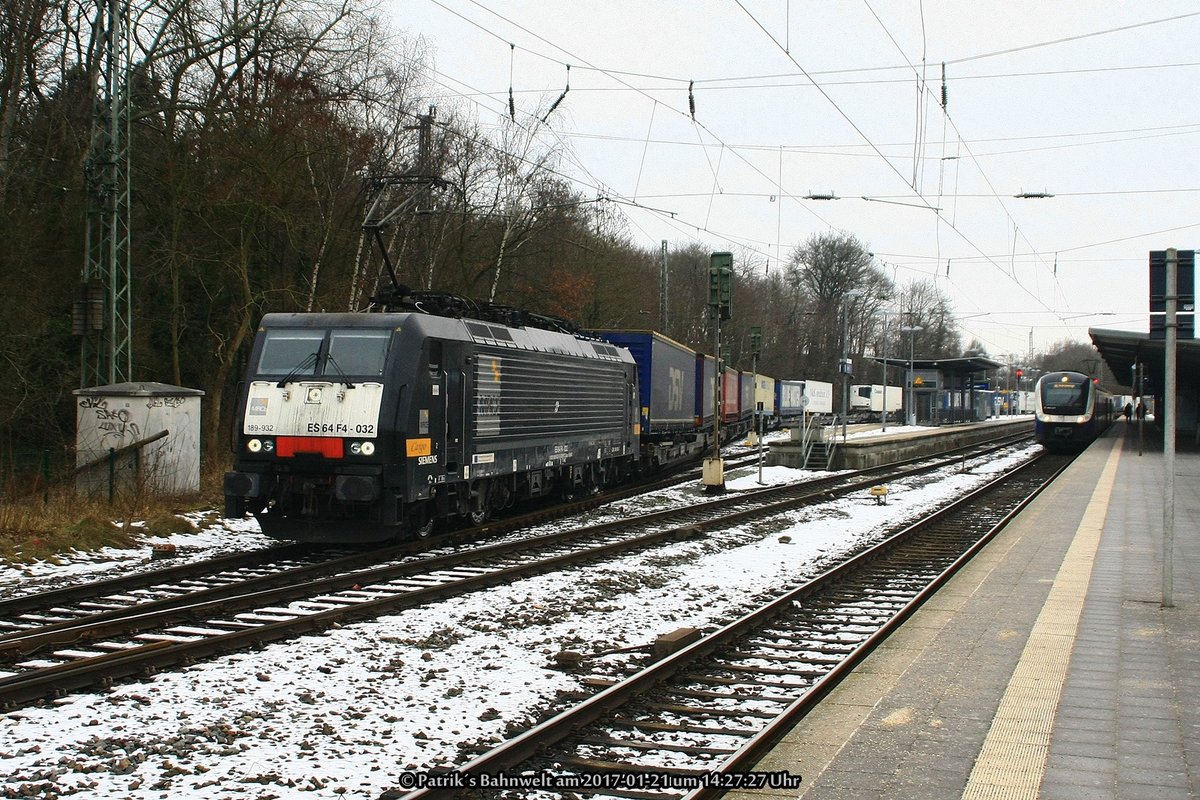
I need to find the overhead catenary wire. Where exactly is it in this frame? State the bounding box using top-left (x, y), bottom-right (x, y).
top-left (417, 0), bottom-right (1194, 350)
top-left (415, 65), bottom-right (790, 263)
top-left (442, 0), bottom-right (841, 236)
top-left (429, 0), bottom-right (1200, 91)
top-left (857, 0), bottom-right (1072, 316)
top-left (733, 0), bottom-right (1083, 340)
top-left (444, 0), bottom-right (1051, 345)
top-left (633, 100), bottom-right (658, 200)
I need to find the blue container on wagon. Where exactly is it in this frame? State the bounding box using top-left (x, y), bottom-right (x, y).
top-left (738, 371), bottom-right (755, 422)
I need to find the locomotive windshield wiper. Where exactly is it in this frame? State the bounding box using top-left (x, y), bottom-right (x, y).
top-left (276, 352), bottom-right (319, 388)
top-left (324, 353), bottom-right (356, 389)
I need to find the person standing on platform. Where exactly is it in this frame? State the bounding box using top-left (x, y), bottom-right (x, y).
top-left (1124, 402), bottom-right (1133, 421)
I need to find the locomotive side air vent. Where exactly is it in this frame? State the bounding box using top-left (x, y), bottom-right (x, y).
top-left (488, 326), bottom-right (514, 342)
top-left (465, 321), bottom-right (491, 340)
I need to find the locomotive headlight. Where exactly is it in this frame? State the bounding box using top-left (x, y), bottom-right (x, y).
top-left (247, 438), bottom-right (262, 453)
top-left (361, 441), bottom-right (375, 456)
top-left (262, 439), bottom-right (274, 452)
top-left (349, 442), bottom-right (362, 455)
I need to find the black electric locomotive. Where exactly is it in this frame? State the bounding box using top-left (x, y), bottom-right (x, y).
top-left (224, 312), bottom-right (639, 542)
top-left (1034, 370), bottom-right (1115, 451)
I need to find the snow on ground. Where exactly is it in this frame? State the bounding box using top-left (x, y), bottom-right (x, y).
top-left (0, 443), bottom-right (1040, 799)
top-left (0, 515), bottom-right (276, 600)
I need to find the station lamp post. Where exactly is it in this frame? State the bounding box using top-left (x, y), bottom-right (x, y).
top-left (900, 325), bottom-right (923, 426)
top-left (879, 305), bottom-right (895, 434)
top-left (840, 289), bottom-right (864, 441)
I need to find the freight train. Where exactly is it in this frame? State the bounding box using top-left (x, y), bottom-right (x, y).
top-left (1034, 370), bottom-right (1116, 451)
top-left (223, 301), bottom-right (833, 543)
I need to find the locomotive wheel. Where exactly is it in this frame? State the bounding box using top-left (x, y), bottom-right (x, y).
top-left (466, 480), bottom-right (491, 525)
top-left (411, 504), bottom-right (435, 538)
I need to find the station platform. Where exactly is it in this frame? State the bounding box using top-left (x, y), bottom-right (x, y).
top-left (732, 420), bottom-right (1200, 800)
top-left (768, 415), bottom-right (1034, 470)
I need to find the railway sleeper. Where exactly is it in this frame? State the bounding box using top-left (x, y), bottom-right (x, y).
top-left (679, 672), bottom-right (814, 691)
top-left (750, 632), bottom-right (867, 650)
top-left (798, 601), bottom-right (898, 617)
top-left (725, 648), bottom-right (845, 666)
top-left (822, 589), bottom-right (919, 605)
top-left (90, 641), bottom-right (141, 652)
top-left (670, 686), bottom-right (795, 705)
top-left (773, 619), bottom-right (884, 634)
top-left (890, 544), bottom-right (966, 559)
top-left (554, 754), bottom-right (711, 776)
top-left (202, 620), bottom-right (263, 630)
top-left (645, 700), bottom-right (780, 719)
top-left (609, 716), bottom-right (760, 738)
top-left (710, 660), bottom-right (830, 678)
top-left (578, 734), bottom-right (739, 757)
top-left (748, 638), bottom-right (860, 656)
top-left (51, 649), bottom-right (110, 661)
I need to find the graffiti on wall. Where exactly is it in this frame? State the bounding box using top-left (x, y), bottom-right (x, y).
top-left (79, 397), bottom-right (142, 446)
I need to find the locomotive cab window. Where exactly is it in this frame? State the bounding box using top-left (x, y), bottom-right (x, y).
top-left (257, 330), bottom-right (324, 376)
top-left (257, 328), bottom-right (390, 378)
top-left (328, 330), bottom-right (390, 376)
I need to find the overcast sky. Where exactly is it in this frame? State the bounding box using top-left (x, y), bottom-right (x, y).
top-left (391, 1), bottom-right (1199, 358)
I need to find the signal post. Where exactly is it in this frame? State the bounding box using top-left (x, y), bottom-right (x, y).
top-left (704, 253), bottom-right (732, 494)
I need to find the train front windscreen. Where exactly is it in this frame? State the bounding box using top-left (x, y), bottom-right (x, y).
top-left (256, 328), bottom-right (391, 378)
top-left (1040, 375), bottom-right (1090, 415)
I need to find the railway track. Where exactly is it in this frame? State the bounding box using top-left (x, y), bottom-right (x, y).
top-left (0, 441), bottom-right (765, 629)
top-left (0, 432), bottom-right (1033, 711)
top-left (385, 450), bottom-right (1072, 800)
top-left (0, 425), bottom-right (1019, 631)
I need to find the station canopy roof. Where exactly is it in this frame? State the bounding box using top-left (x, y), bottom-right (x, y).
top-left (1089, 327), bottom-right (1200, 391)
top-left (872, 355), bottom-right (1004, 381)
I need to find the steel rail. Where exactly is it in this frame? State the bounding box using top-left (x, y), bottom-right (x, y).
top-left (0, 430), bottom-right (1034, 711)
top-left (385, 450), bottom-right (1069, 800)
top-left (1, 428), bottom-right (1026, 628)
top-left (2, 431), bottom-right (1030, 656)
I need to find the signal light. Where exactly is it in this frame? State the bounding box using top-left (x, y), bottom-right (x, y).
top-left (1016, 369), bottom-right (1023, 377)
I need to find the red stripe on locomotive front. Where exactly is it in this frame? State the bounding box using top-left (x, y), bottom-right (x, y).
top-left (276, 436), bottom-right (344, 458)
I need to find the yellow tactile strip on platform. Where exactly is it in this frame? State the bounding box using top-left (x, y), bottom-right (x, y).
top-left (961, 441), bottom-right (1122, 800)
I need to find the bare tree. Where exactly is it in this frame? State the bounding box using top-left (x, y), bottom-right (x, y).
top-left (892, 278), bottom-right (961, 358)
top-left (784, 231), bottom-right (889, 384)
top-left (477, 114), bottom-right (561, 301)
